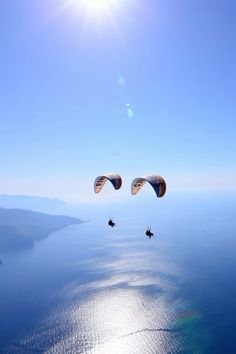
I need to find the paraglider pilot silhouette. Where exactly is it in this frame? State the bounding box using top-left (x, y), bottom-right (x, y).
top-left (94, 173), bottom-right (122, 227)
top-left (146, 228), bottom-right (154, 239)
top-left (108, 219), bottom-right (116, 227)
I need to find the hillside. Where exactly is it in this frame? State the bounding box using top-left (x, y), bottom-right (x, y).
top-left (0, 208), bottom-right (83, 253)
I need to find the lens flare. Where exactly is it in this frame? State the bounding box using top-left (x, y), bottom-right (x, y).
top-left (118, 74), bottom-right (126, 86)
top-left (126, 103), bottom-right (134, 118)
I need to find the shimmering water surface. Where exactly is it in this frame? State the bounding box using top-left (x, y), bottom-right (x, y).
top-left (0, 195), bottom-right (236, 353)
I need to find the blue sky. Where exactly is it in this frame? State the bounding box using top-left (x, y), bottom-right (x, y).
top-left (0, 0), bottom-right (235, 202)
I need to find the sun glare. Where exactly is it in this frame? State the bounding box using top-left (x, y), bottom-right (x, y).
top-left (74, 0), bottom-right (120, 18)
top-left (63, 0), bottom-right (130, 27)
top-left (58, 0), bottom-right (135, 30)
top-left (85, 0), bottom-right (115, 14)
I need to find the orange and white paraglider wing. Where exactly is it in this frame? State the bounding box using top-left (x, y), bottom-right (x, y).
top-left (94, 173), bottom-right (122, 193)
top-left (131, 174), bottom-right (166, 198)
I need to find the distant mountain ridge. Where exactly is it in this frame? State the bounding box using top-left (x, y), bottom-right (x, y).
top-left (0, 207), bottom-right (83, 253)
top-left (0, 195), bottom-right (66, 213)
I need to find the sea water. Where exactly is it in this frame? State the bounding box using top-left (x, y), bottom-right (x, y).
top-left (0, 193), bottom-right (236, 353)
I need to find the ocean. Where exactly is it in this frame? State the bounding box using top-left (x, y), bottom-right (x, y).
top-left (0, 193), bottom-right (236, 353)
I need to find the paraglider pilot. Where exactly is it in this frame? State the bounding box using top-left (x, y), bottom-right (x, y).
top-left (146, 228), bottom-right (154, 239)
top-left (108, 219), bottom-right (116, 227)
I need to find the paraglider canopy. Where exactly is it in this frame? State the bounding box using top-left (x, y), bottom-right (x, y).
top-left (94, 173), bottom-right (122, 194)
top-left (131, 174), bottom-right (166, 198)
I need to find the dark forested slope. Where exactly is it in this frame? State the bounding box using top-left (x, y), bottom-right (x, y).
top-left (0, 208), bottom-right (83, 252)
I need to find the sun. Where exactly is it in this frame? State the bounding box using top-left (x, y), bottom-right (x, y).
top-left (59, 0), bottom-right (131, 31)
top-left (84, 0), bottom-right (116, 14)
top-left (72, 0), bottom-right (121, 19)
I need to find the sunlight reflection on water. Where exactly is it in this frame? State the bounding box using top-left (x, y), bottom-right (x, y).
top-left (44, 282), bottom-right (185, 353)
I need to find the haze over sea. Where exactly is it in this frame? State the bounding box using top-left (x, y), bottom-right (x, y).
top-left (0, 193), bottom-right (236, 354)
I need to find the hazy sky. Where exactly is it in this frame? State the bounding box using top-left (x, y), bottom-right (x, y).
top-left (0, 0), bottom-right (235, 202)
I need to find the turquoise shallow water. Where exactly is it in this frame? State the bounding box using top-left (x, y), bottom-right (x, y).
top-left (0, 194), bottom-right (236, 353)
